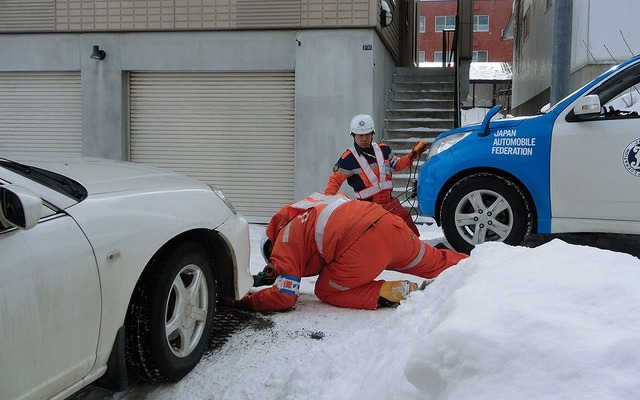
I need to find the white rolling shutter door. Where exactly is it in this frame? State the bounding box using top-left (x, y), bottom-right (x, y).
top-left (129, 71), bottom-right (295, 220)
top-left (0, 72), bottom-right (82, 155)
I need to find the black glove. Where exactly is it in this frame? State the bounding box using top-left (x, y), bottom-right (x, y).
top-left (253, 265), bottom-right (277, 287)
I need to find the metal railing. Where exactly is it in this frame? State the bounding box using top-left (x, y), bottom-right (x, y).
top-left (441, 28), bottom-right (456, 67)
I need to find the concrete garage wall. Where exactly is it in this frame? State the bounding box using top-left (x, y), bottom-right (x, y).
top-left (0, 34), bottom-right (81, 71)
top-left (293, 29), bottom-right (394, 198)
top-left (82, 30), bottom-right (297, 160)
top-left (0, 28), bottom-right (396, 203)
top-left (80, 34), bottom-right (126, 159)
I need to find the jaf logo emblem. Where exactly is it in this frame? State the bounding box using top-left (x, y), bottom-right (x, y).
top-left (623, 138), bottom-right (640, 176)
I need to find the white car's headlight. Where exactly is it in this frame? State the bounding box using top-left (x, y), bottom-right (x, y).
top-left (209, 185), bottom-right (237, 214)
top-left (427, 131), bottom-right (472, 160)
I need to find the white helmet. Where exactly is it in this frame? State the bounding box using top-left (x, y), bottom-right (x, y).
top-left (350, 114), bottom-right (375, 135)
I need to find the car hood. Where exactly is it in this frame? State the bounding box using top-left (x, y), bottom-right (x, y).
top-left (435, 111), bottom-right (539, 143)
top-left (6, 155), bottom-right (209, 195)
top-left (478, 115), bottom-right (531, 134)
top-left (452, 116), bottom-right (529, 135)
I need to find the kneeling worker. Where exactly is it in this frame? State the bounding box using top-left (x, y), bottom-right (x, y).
top-left (225, 193), bottom-right (467, 312)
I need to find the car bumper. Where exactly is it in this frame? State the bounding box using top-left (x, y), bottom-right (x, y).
top-left (216, 214), bottom-right (253, 299)
top-left (417, 152), bottom-right (454, 217)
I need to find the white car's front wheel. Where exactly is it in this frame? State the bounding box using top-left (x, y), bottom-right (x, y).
top-left (125, 241), bottom-right (216, 382)
top-left (440, 173), bottom-right (533, 254)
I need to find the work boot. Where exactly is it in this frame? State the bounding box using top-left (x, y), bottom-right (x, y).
top-left (377, 279), bottom-right (434, 308)
top-left (377, 280), bottom-right (419, 308)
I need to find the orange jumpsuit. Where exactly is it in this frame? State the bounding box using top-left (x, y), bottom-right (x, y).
top-left (325, 142), bottom-right (420, 235)
top-left (237, 193), bottom-right (467, 311)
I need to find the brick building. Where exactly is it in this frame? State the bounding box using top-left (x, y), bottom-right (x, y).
top-left (418, 0), bottom-right (513, 63)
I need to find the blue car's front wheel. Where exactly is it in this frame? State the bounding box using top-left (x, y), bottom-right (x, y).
top-left (440, 173), bottom-right (533, 253)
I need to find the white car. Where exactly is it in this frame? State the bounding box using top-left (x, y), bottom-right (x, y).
top-left (0, 155), bottom-right (253, 400)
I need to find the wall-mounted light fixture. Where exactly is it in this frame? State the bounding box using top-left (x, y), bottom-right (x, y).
top-left (90, 45), bottom-right (106, 60)
top-left (380, 1), bottom-right (393, 28)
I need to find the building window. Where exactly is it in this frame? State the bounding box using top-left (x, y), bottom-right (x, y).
top-left (434, 51), bottom-right (454, 63)
top-left (420, 16), bottom-right (426, 33)
top-left (474, 15), bottom-right (489, 32)
top-left (473, 50), bottom-right (489, 62)
top-left (419, 51), bottom-right (426, 63)
top-left (435, 15), bottom-right (456, 32)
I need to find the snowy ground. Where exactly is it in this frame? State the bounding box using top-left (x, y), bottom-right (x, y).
top-left (73, 222), bottom-right (640, 400)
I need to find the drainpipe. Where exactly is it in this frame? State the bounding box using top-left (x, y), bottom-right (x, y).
top-left (456, 0), bottom-right (473, 128)
top-left (550, 0), bottom-right (573, 106)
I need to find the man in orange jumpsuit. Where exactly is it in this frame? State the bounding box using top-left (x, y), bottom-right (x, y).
top-left (226, 193), bottom-right (467, 312)
top-left (325, 114), bottom-right (428, 236)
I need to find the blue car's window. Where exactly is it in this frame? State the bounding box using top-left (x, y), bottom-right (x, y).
top-left (593, 63), bottom-right (640, 114)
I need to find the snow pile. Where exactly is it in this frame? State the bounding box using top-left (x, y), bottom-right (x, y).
top-left (286, 240), bottom-right (640, 400)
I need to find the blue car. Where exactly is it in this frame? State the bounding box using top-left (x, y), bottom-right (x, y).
top-left (417, 54), bottom-right (640, 253)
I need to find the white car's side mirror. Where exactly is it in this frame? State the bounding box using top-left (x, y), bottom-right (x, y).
top-left (573, 94), bottom-right (602, 117)
top-left (0, 185), bottom-right (42, 230)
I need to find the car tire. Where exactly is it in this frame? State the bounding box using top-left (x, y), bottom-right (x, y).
top-left (125, 241), bottom-right (216, 383)
top-left (440, 173), bottom-right (533, 254)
